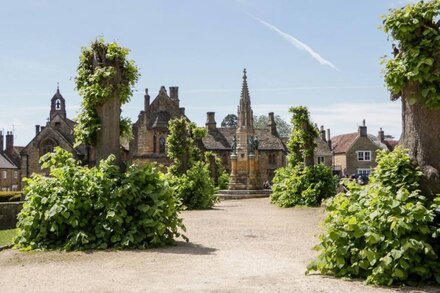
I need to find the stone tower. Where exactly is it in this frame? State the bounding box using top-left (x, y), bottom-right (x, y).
top-left (50, 84), bottom-right (66, 121)
top-left (229, 69), bottom-right (262, 190)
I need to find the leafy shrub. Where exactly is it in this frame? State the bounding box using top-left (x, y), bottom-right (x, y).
top-left (15, 148), bottom-right (185, 250)
top-left (168, 161), bottom-right (218, 210)
top-left (271, 164), bottom-right (337, 207)
top-left (0, 192), bottom-right (21, 202)
top-left (217, 171), bottom-right (229, 190)
top-left (307, 148), bottom-right (440, 286)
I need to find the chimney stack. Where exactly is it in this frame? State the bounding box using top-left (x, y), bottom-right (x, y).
top-left (180, 107), bottom-right (186, 115)
top-left (206, 112), bottom-right (217, 131)
top-left (35, 125), bottom-right (40, 136)
top-left (144, 88), bottom-right (150, 112)
top-left (169, 86), bottom-right (179, 102)
top-left (5, 131), bottom-right (13, 158)
top-left (327, 128), bottom-right (332, 150)
top-left (358, 119), bottom-right (367, 137)
top-left (267, 112), bottom-right (278, 136)
top-left (0, 131), bottom-right (3, 154)
top-left (320, 125), bottom-right (326, 141)
top-left (378, 127), bottom-right (385, 142)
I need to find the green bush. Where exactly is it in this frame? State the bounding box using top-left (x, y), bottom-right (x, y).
top-left (15, 147), bottom-right (186, 251)
top-left (307, 148), bottom-right (440, 286)
top-left (0, 192), bottom-right (21, 202)
top-left (270, 164), bottom-right (337, 207)
top-left (217, 171), bottom-right (230, 190)
top-left (168, 161), bottom-right (218, 210)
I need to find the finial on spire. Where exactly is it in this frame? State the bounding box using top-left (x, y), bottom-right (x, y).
top-left (57, 82), bottom-right (60, 93)
top-left (243, 68), bottom-right (247, 80)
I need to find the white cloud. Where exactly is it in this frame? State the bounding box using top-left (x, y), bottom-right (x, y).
top-left (246, 12), bottom-right (339, 71)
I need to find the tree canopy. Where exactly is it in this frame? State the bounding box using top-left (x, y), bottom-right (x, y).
top-left (253, 114), bottom-right (292, 137)
top-left (382, 0), bottom-right (440, 108)
top-left (221, 114), bottom-right (238, 128)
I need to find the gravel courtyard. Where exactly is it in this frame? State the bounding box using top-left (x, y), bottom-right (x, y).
top-left (0, 198), bottom-right (438, 292)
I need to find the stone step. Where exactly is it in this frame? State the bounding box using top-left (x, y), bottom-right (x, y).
top-left (216, 189), bottom-right (271, 200)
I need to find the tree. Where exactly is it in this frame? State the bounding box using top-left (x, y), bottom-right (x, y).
top-left (287, 106), bottom-right (318, 167)
top-left (166, 117), bottom-right (218, 209)
top-left (74, 38), bottom-right (139, 166)
top-left (382, 0), bottom-right (440, 196)
top-left (253, 114), bottom-right (292, 137)
top-left (221, 114), bottom-right (237, 128)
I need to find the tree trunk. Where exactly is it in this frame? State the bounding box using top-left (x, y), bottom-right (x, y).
top-left (96, 97), bottom-right (122, 168)
top-left (401, 85), bottom-right (440, 196)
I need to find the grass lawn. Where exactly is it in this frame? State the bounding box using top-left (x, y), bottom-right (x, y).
top-left (0, 229), bottom-right (17, 247)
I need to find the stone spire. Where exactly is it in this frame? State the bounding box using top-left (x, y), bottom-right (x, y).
top-left (237, 68), bottom-right (254, 130)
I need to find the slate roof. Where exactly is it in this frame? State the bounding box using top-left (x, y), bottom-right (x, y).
top-left (0, 153), bottom-right (17, 169)
top-left (384, 140), bottom-right (399, 151)
top-left (202, 127), bottom-right (286, 151)
top-left (150, 111), bottom-right (172, 129)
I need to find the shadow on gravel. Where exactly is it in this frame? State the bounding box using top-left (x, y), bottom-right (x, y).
top-left (150, 241), bottom-right (217, 256)
top-left (308, 274), bottom-right (440, 293)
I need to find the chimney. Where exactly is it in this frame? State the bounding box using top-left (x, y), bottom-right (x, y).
top-left (327, 128), bottom-right (332, 150)
top-left (35, 125), bottom-right (40, 136)
top-left (144, 88), bottom-right (150, 112)
top-left (358, 119), bottom-right (367, 137)
top-left (5, 131), bottom-right (13, 158)
top-left (169, 86), bottom-right (179, 101)
top-left (378, 127), bottom-right (385, 142)
top-left (206, 112), bottom-right (217, 131)
top-left (320, 125), bottom-right (326, 141)
top-left (0, 131), bottom-right (3, 154)
top-left (180, 107), bottom-right (186, 115)
top-left (267, 112), bottom-right (278, 136)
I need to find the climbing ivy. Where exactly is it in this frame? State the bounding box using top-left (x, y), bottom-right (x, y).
top-left (74, 38), bottom-right (139, 146)
top-left (287, 106), bottom-right (319, 165)
top-left (382, 0), bottom-right (440, 108)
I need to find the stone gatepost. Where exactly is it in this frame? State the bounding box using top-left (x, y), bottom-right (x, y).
top-left (229, 154), bottom-right (238, 189)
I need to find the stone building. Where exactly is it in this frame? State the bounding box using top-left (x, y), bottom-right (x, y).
top-left (202, 70), bottom-right (288, 186)
top-left (0, 131), bottom-right (21, 191)
top-left (331, 120), bottom-right (397, 177)
top-left (130, 86), bottom-right (187, 166)
top-left (20, 87), bottom-right (89, 179)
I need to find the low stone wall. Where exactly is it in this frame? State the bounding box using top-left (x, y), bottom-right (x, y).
top-left (0, 202), bottom-right (24, 230)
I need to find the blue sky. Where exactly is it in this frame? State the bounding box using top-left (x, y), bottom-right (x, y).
top-left (0, 0), bottom-right (412, 145)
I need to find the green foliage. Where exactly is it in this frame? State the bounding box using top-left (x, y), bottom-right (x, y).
top-left (0, 229), bottom-right (17, 247)
top-left (167, 117), bottom-right (206, 176)
top-left (271, 164), bottom-right (336, 207)
top-left (253, 114), bottom-right (292, 137)
top-left (287, 106), bottom-right (319, 165)
top-left (218, 171), bottom-right (230, 190)
top-left (204, 151), bottom-right (230, 190)
top-left (74, 38), bottom-right (139, 146)
top-left (0, 191), bottom-right (21, 202)
top-left (270, 106), bottom-right (335, 208)
top-left (168, 162), bottom-right (218, 210)
top-left (382, 0), bottom-right (440, 108)
top-left (221, 114), bottom-right (238, 128)
top-left (308, 148), bottom-right (440, 286)
top-left (166, 118), bottom-right (218, 209)
top-left (15, 148), bottom-right (185, 250)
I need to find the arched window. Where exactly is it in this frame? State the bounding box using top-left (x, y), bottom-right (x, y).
top-left (55, 99), bottom-right (62, 110)
top-left (153, 135), bottom-right (157, 153)
top-left (39, 138), bottom-right (57, 156)
top-left (159, 136), bottom-right (166, 154)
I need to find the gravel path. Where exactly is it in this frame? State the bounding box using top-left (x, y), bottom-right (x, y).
top-left (0, 198), bottom-right (438, 292)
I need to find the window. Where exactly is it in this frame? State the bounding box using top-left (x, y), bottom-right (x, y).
top-left (39, 139), bottom-right (57, 156)
top-left (2, 171), bottom-right (6, 179)
top-left (55, 99), bottom-right (62, 110)
top-left (268, 153), bottom-right (277, 164)
top-left (358, 168), bottom-right (371, 177)
top-left (317, 156), bottom-right (325, 164)
top-left (55, 122), bottom-right (61, 128)
top-left (159, 136), bottom-right (166, 154)
top-left (357, 151), bottom-right (371, 161)
top-left (14, 171), bottom-right (18, 179)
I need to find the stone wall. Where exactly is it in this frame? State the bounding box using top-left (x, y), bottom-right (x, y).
top-left (0, 202), bottom-right (23, 230)
top-left (345, 136), bottom-right (382, 175)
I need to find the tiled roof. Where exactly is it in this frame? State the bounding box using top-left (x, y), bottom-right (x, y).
top-left (331, 132), bottom-right (358, 154)
top-left (150, 111), bottom-right (171, 129)
top-left (384, 140), bottom-right (399, 151)
top-left (0, 153), bottom-right (17, 169)
top-left (202, 127), bottom-right (286, 151)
